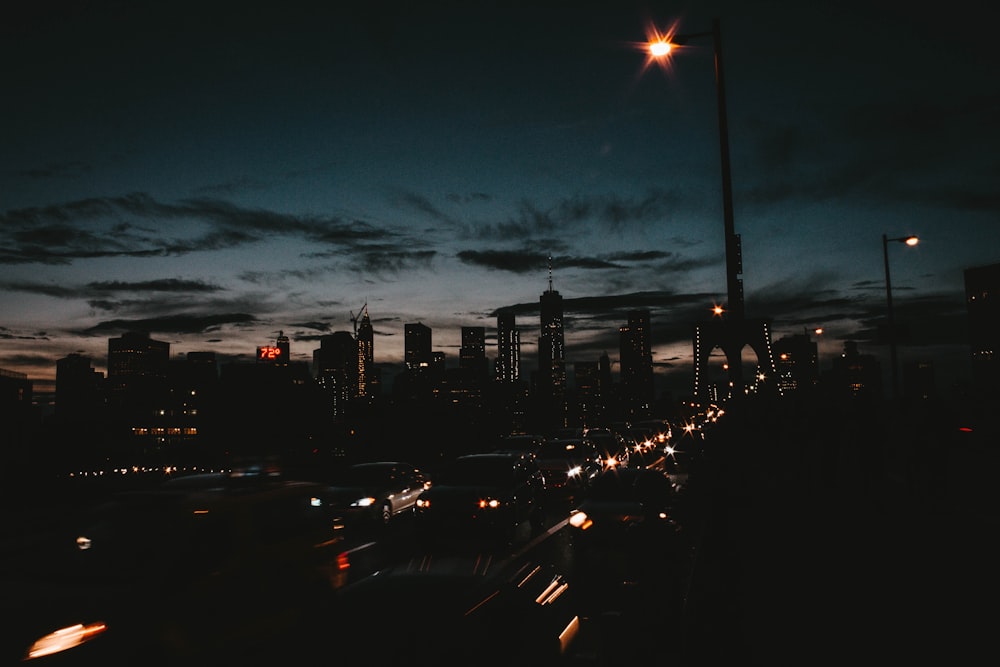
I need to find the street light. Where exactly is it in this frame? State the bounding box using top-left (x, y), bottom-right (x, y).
top-left (648, 18), bottom-right (742, 322)
top-left (882, 233), bottom-right (919, 401)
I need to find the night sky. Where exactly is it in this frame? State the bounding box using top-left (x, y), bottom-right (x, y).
top-left (2, 0), bottom-right (997, 399)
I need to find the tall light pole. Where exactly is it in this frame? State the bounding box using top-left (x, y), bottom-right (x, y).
top-left (882, 233), bottom-right (919, 401)
top-left (650, 18), bottom-right (742, 322)
top-left (650, 17), bottom-right (746, 399)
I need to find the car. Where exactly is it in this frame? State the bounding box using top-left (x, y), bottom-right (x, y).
top-left (5, 470), bottom-right (353, 665)
top-left (624, 441), bottom-right (668, 471)
top-left (533, 438), bottom-right (602, 492)
top-left (414, 452), bottom-right (546, 545)
top-left (328, 554), bottom-right (583, 665)
top-left (583, 427), bottom-right (629, 469)
top-left (492, 433), bottom-right (547, 460)
top-left (312, 461), bottom-right (430, 527)
top-left (567, 466), bottom-right (685, 615)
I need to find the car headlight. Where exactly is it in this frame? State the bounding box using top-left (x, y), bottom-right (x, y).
top-left (415, 498), bottom-right (430, 509)
top-left (351, 497), bottom-right (376, 508)
top-left (26, 622), bottom-right (108, 660)
top-left (568, 511), bottom-right (591, 530)
top-left (567, 466), bottom-right (582, 478)
top-left (478, 497), bottom-right (503, 509)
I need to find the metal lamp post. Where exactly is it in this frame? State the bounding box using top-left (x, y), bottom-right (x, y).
top-left (650, 17), bottom-right (746, 398)
top-left (882, 233), bottom-right (919, 401)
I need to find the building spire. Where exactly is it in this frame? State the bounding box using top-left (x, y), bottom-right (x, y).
top-left (548, 254), bottom-right (553, 292)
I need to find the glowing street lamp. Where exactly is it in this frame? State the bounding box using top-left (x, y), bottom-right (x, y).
top-left (882, 233), bottom-right (919, 401)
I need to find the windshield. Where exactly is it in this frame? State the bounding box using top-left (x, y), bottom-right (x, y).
top-left (335, 464), bottom-right (397, 486)
top-left (535, 441), bottom-right (596, 461)
top-left (435, 458), bottom-right (514, 487)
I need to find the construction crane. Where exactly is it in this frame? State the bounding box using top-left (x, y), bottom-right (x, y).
top-left (350, 301), bottom-right (367, 337)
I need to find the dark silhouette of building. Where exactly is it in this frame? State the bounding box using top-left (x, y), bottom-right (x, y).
top-left (572, 360), bottom-right (603, 429)
top-left (824, 340), bottom-right (883, 402)
top-left (106, 331), bottom-right (170, 415)
top-left (219, 334), bottom-right (322, 461)
top-left (619, 309), bottom-right (655, 420)
top-left (773, 332), bottom-right (819, 395)
top-left (495, 311), bottom-right (520, 384)
top-left (405, 322), bottom-right (432, 372)
top-left (55, 353), bottom-right (105, 420)
top-left (965, 262), bottom-right (1000, 397)
top-left (1, 367), bottom-right (33, 451)
top-left (314, 331), bottom-right (359, 421)
top-left (537, 259), bottom-right (567, 429)
top-left (356, 306), bottom-right (375, 398)
top-left (460, 326), bottom-right (488, 378)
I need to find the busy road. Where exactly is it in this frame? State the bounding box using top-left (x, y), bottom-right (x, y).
top-left (1, 424), bottom-right (710, 665)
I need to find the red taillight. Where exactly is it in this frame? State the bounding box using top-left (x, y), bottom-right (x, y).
top-left (337, 551), bottom-right (351, 571)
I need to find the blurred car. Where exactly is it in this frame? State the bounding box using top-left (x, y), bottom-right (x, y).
top-left (533, 438), bottom-right (602, 491)
top-left (329, 554), bottom-right (582, 666)
top-left (492, 433), bottom-right (547, 460)
top-left (5, 471), bottom-right (351, 665)
top-left (567, 466), bottom-right (684, 614)
top-left (414, 452), bottom-right (546, 545)
top-left (624, 441), bottom-right (668, 471)
top-left (312, 461), bottom-right (430, 527)
top-left (583, 427), bottom-right (629, 469)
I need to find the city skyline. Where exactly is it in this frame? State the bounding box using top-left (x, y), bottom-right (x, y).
top-left (2, 1), bottom-right (997, 400)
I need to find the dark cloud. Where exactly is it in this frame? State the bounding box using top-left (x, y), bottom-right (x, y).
top-left (80, 313), bottom-right (258, 336)
top-left (446, 192), bottom-right (492, 204)
top-left (457, 250), bottom-right (548, 273)
top-left (15, 160), bottom-right (92, 179)
top-left (288, 321), bottom-right (332, 332)
top-left (0, 193), bottom-right (400, 266)
top-left (86, 279), bottom-right (223, 292)
top-left (346, 250), bottom-right (437, 274)
top-left (397, 191), bottom-right (460, 226)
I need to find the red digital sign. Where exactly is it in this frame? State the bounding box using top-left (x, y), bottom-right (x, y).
top-left (257, 346), bottom-right (283, 361)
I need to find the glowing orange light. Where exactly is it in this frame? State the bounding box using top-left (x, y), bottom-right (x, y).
top-left (648, 41), bottom-right (671, 57)
top-left (630, 21), bottom-right (683, 77)
top-left (712, 304), bottom-right (725, 316)
top-left (905, 236), bottom-right (919, 246)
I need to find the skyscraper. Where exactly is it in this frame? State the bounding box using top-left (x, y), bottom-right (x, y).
top-left (495, 312), bottom-right (520, 383)
top-left (356, 306), bottom-right (374, 397)
top-left (314, 331), bottom-right (358, 420)
top-left (405, 322), bottom-right (432, 371)
top-left (107, 331), bottom-right (170, 413)
top-left (460, 326), bottom-right (488, 377)
top-left (538, 259), bottom-right (567, 426)
top-left (619, 310), bottom-right (654, 419)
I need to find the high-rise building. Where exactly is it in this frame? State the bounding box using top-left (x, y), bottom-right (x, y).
top-left (314, 331), bottom-right (359, 420)
top-left (495, 312), bottom-right (520, 383)
top-left (460, 326), bottom-right (487, 376)
top-left (573, 360), bottom-right (602, 428)
top-left (107, 331), bottom-right (170, 413)
top-left (619, 310), bottom-right (654, 418)
top-left (56, 353), bottom-right (104, 420)
top-left (405, 322), bottom-right (432, 371)
top-left (965, 262), bottom-right (999, 396)
top-left (773, 332), bottom-right (819, 394)
top-left (356, 306), bottom-right (374, 397)
top-left (538, 260), bottom-right (566, 425)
